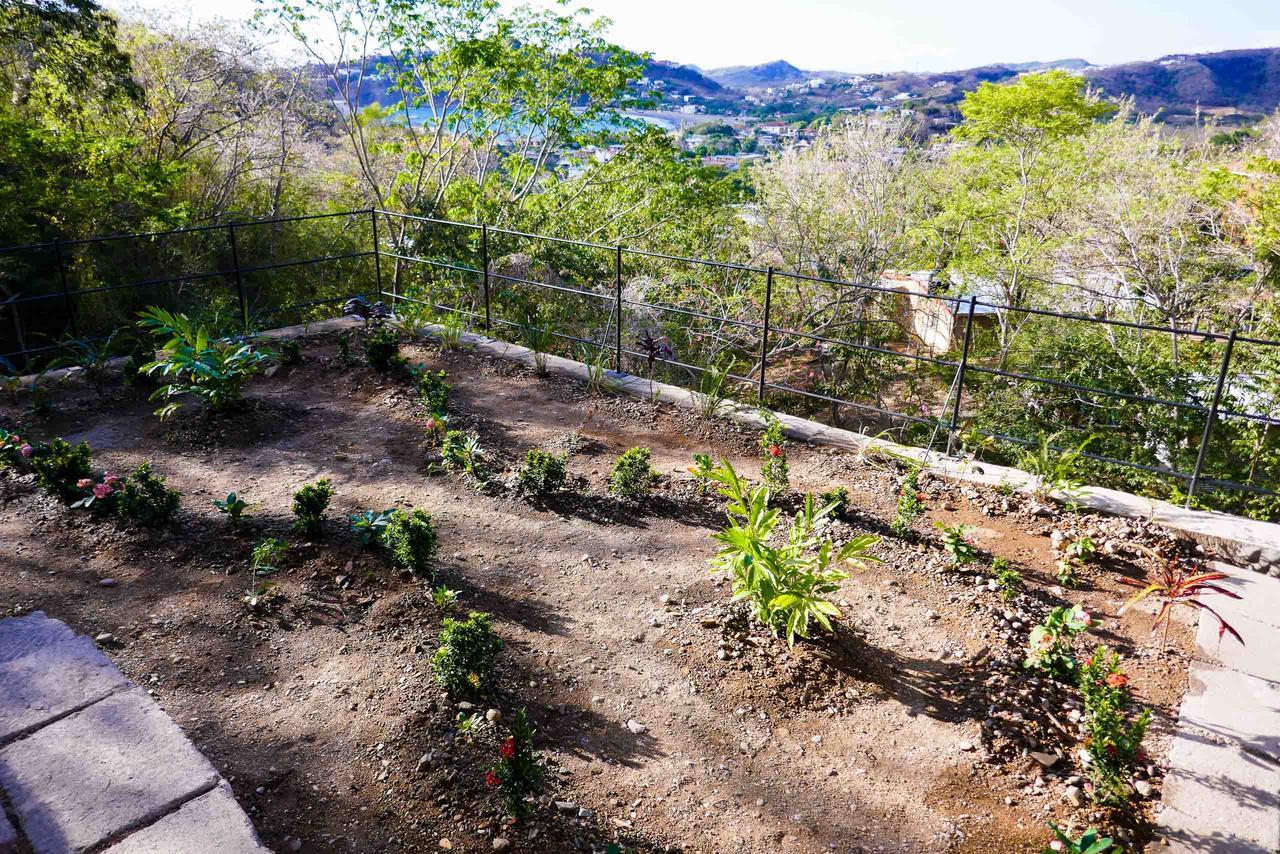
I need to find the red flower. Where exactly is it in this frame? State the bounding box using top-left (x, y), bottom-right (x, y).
top-left (1105, 672), bottom-right (1129, 689)
top-left (485, 770), bottom-right (501, 788)
top-left (500, 737), bottom-right (516, 760)
top-left (916, 492), bottom-right (926, 502)
top-left (767, 444), bottom-right (782, 458)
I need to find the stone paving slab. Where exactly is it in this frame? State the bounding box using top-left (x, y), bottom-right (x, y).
top-left (0, 613), bottom-right (130, 746)
top-left (0, 687), bottom-right (221, 853)
top-left (103, 782), bottom-right (268, 854)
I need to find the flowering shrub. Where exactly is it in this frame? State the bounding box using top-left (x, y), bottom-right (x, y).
top-left (0, 428), bottom-right (30, 469)
top-left (423, 412), bottom-right (450, 445)
top-left (488, 709), bottom-right (544, 818)
top-left (608, 446), bottom-right (658, 502)
top-left (136, 307), bottom-right (274, 418)
top-left (213, 492), bottom-right (250, 529)
top-left (515, 449), bottom-right (566, 498)
top-left (382, 508), bottom-right (438, 575)
top-left (432, 610), bottom-right (503, 696)
top-left (706, 458), bottom-right (880, 646)
top-left (992, 556), bottom-right (1022, 601)
top-left (759, 417), bottom-right (789, 495)
top-left (31, 438), bottom-right (92, 503)
top-left (363, 327), bottom-right (406, 372)
top-left (291, 479), bottom-right (334, 535)
top-left (70, 472), bottom-right (124, 514)
top-left (891, 467), bottom-right (925, 536)
top-left (1025, 604), bottom-right (1093, 680)
top-left (117, 462), bottom-right (181, 527)
top-left (351, 509), bottom-right (395, 546)
top-left (935, 522), bottom-right (978, 566)
top-left (1078, 645), bottom-right (1151, 804)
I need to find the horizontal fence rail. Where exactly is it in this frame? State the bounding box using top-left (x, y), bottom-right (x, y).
top-left (2, 207), bottom-right (1278, 513)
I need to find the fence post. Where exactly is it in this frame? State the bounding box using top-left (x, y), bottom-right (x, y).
top-left (1186, 330), bottom-right (1236, 506)
top-left (370, 208), bottom-right (384, 304)
top-left (52, 239), bottom-right (78, 338)
top-left (227, 224), bottom-right (247, 334)
top-left (757, 267), bottom-right (774, 402)
top-left (945, 295), bottom-right (978, 457)
top-left (614, 245), bottom-right (623, 373)
top-left (481, 224), bottom-right (491, 332)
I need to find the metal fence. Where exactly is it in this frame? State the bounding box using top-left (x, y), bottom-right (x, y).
top-left (2, 207), bottom-right (1278, 512)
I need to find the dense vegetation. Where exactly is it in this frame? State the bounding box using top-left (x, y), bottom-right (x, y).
top-left (1, 0), bottom-right (1278, 519)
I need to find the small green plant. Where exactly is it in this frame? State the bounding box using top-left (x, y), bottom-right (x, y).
top-left (1078, 645), bottom-right (1152, 805)
top-left (136, 307), bottom-right (274, 418)
top-left (515, 449), bottom-right (566, 498)
top-left (456, 711), bottom-right (484, 734)
top-left (432, 585), bottom-right (459, 611)
top-left (818, 486), bottom-right (851, 521)
top-left (383, 508), bottom-right (438, 574)
top-left (336, 332), bottom-right (356, 366)
top-left (213, 492), bottom-right (250, 529)
top-left (1019, 433), bottom-right (1095, 505)
top-left (1043, 825), bottom-right (1116, 854)
top-left (695, 362), bottom-right (731, 418)
top-left (436, 311), bottom-right (465, 349)
top-left (51, 329), bottom-right (130, 395)
top-left (363, 327), bottom-right (406, 372)
top-left (411, 367), bottom-right (450, 414)
top-left (251, 537), bottom-right (289, 575)
top-left (581, 345), bottom-right (611, 396)
top-left (609, 446), bottom-right (658, 502)
top-left (1024, 604), bottom-right (1093, 680)
top-left (441, 430), bottom-right (485, 479)
top-left (278, 338), bottom-right (302, 366)
top-left (291, 479), bottom-right (334, 535)
top-left (1056, 537), bottom-right (1094, 588)
top-left (759, 416), bottom-right (789, 495)
top-left (521, 310), bottom-right (555, 376)
top-left (31, 438), bottom-right (92, 503)
top-left (351, 509), bottom-right (395, 545)
top-left (706, 459), bottom-right (880, 646)
top-left (487, 708), bottom-right (544, 818)
top-left (992, 556), bottom-right (1022, 601)
top-left (690, 452), bottom-right (716, 497)
top-left (0, 428), bottom-right (31, 470)
top-left (432, 610), bottom-right (503, 696)
top-left (423, 410), bottom-right (450, 444)
top-left (891, 467), bottom-right (925, 536)
top-left (935, 522), bottom-right (977, 566)
top-left (117, 462), bottom-right (181, 526)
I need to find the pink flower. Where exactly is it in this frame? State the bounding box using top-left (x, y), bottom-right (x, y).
top-left (1049, 842), bottom-right (1065, 853)
top-left (104, 474), bottom-right (121, 486)
top-left (9, 435), bottom-right (19, 444)
top-left (77, 478), bottom-right (93, 489)
top-left (93, 483), bottom-right (112, 499)
top-left (1079, 610), bottom-right (1092, 625)
top-left (20, 444), bottom-right (33, 459)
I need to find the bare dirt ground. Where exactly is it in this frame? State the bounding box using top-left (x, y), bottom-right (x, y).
top-left (0, 332), bottom-right (1198, 853)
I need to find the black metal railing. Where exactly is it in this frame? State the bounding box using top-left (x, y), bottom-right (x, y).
top-left (2, 207), bottom-right (1278, 513)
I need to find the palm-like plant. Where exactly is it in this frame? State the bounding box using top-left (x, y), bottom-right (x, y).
top-left (136, 307), bottom-right (274, 418)
top-left (1119, 546), bottom-right (1243, 649)
top-left (706, 459), bottom-right (879, 646)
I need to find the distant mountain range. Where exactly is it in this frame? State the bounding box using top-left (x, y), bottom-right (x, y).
top-left (700, 57), bottom-right (1092, 89)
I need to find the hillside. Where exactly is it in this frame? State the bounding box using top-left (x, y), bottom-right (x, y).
top-left (642, 60), bottom-right (724, 96)
top-left (1086, 48), bottom-right (1280, 116)
top-left (705, 59), bottom-right (809, 88)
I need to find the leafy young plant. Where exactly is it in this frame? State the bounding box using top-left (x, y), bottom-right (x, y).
top-left (1024, 604), bottom-right (1093, 680)
top-left (441, 430), bottom-right (485, 479)
top-left (51, 328), bottom-right (130, 396)
top-left (891, 466), bottom-right (925, 536)
top-left (759, 416), bottom-right (789, 495)
top-left (818, 486), bottom-right (851, 521)
top-left (689, 452), bottom-right (716, 497)
top-left (436, 311), bottom-right (466, 350)
top-left (695, 361), bottom-right (731, 418)
top-left (336, 332), bottom-right (356, 367)
top-left (609, 446), bottom-right (658, 502)
top-left (1056, 536), bottom-right (1096, 587)
top-left (935, 522), bottom-right (978, 566)
top-left (251, 537), bottom-right (289, 576)
top-left (1043, 825), bottom-right (1116, 854)
top-left (363, 326), bottom-right (406, 372)
top-left (432, 585), bottom-right (460, 611)
top-left (214, 492), bottom-right (250, 529)
top-left (1119, 546), bottom-right (1243, 649)
top-left (383, 508), bottom-right (439, 575)
top-left (351, 509), bottom-right (395, 545)
top-left (432, 610), bottom-right (503, 696)
top-left (136, 307), bottom-right (274, 419)
top-left (117, 462), bottom-right (181, 526)
top-left (1019, 433), bottom-right (1095, 506)
top-left (515, 449), bottom-right (566, 498)
top-left (291, 478), bottom-right (334, 535)
top-left (278, 338), bottom-right (302, 366)
top-left (992, 556), bottom-right (1022, 601)
top-left (706, 458), bottom-right (880, 646)
top-left (30, 437), bottom-right (92, 503)
top-left (411, 367), bottom-right (450, 414)
top-left (487, 708), bottom-right (544, 818)
top-left (521, 310), bottom-right (555, 376)
top-left (1078, 645), bottom-right (1151, 805)
top-left (580, 345), bottom-right (611, 396)
top-left (0, 428), bottom-right (31, 470)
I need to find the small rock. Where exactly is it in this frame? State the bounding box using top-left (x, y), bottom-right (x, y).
top-left (626, 719), bottom-right (647, 735)
top-left (555, 801), bottom-right (578, 814)
top-left (1031, 751), bottom-right (1059, 768)
top-left (485, 708), bottom-right (501, 723)
top-left (1064, 785), bottom-right (1083, 807)
top-left (492, 839), bottom-right (510, 851)
top-left (1134, 780), bottom-right (1154, 798)
top-left (438, 839), bottom-right (452, 850)
top-left (94, 633), bottom-right (115, 644)
top-left (98, 578), bottom-right (118, 588)
top-left (957, 740), bottom-right (976, 752)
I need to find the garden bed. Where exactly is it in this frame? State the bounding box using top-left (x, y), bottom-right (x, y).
top-left (0, 329), bottom-right (1205, 853)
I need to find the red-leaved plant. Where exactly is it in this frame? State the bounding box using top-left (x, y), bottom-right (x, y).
top-left (1119, 546), bottom-right (1243, 649)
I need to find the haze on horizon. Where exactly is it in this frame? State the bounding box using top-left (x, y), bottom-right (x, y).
top-left (110, 0), bottom-right (1280, 74)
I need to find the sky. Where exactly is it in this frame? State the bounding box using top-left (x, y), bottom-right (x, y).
top-left (109, 0), bottom-right (1280, 73)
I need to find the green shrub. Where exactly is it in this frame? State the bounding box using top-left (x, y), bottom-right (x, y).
top-left (363, 327), bottom-right (405, 372)
top-left (992, 556), bottom-right (1022, 600)
top-left (891, 467), bottom-right (925, 536)
top-left (279, 338), bottom-right (302, 366)
top-left (609, 447), bottom-right (657, 501)
top-left (1078, 645), bottom-right (1151, 804)
top-left (441, 430), bottom-right (484, 478)
top-left (760, 417), bottom-right (789, 495)
top-left (1024, 604), bottom-right (1092, 680)
top-left (383, 508), bottom-right (438, 574)
top-left (412, 367), bottom-right (450, 413)
top-left (291, 479), bottom-right (334, 534)
top-left (432, 610), bottom-right (503, 696)
top-left (818, 486), bottom-right (850, 520)
top-left (488, 708), bottom-right (544, 818)
top-left (351, 509), bottom-right (395, 546)
top-left (31, 438), bottom-right (92, 503)
top-left (690, 452), bottom-right (715, 496)
top-left (515, 450), bottom-right (566, 497)
top-left (117, 462), bottom-right (181, 526)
